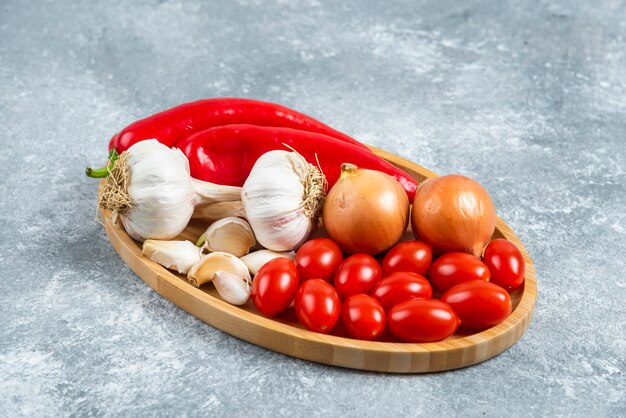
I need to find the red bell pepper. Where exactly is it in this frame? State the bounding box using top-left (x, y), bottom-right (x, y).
top-left (108, 98), bottom-right (368, 153)
top-left (176, 124), bottom-right (418, 201)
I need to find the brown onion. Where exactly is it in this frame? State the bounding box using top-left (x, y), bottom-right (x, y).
top-left (323, 163), bottom-right (409, 255)
top-left (411, 174), bottom-right (496, 257)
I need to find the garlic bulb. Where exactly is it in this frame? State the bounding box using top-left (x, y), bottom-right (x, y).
top-left (96, 140), bottom-right (242, 241)
top-left (142, 239), bottom-right (202, 274)
top-left (199, 217), bottom-right (256, 257)
top-left (240, 250), bottom-right (295, 275)
top-left (241, 150), bottom-right (326, 251)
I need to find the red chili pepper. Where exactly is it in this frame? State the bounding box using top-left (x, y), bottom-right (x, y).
top-left (176, 124), bottom-right (418, 201)
top-left (108, 98), bottom-right (368, 153)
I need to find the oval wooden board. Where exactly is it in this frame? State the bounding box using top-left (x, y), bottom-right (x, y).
top-left (101, 146), bottom-right (537, 373)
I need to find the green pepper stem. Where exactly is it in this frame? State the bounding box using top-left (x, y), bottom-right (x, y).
top-left (85, 149), bottom-right (120, 178)
top-left (85, 166), bottom-right (111, 178)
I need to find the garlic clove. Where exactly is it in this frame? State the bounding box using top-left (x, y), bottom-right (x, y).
top-left (213, 270), bottom-right (251, 305)
top-left (240, 250), bottom-right (295, 275)
top-left (202, 217), bottom-right (256, 257)
top-left (142, 239), bottom-right (202, 274)
top-left (187, 251), bottom-right (251, 288)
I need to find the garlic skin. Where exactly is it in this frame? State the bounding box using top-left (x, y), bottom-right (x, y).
top-left (99, 140), bottom-right (242, 242)
top-left (192, 201), bottom-right (245, 221)
top-left (202, 217), bottom-right (256, 257)
top-left (213, 271), bottom-right (251, 305)
top-left (240, 250), bottom-right (295, 275)
top-left (142, 240), bottom-right (202, 274)
top-left (187, 252), bottom-right (251, 288)
top-left (241, 150), bottom-right (325, 251)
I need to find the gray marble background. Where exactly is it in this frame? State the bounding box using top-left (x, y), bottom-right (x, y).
top-left (1, 0), bottom-right (624, 416)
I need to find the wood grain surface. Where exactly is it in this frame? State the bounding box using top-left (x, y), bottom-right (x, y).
top-left (101, 146), bottom-right (537, 373)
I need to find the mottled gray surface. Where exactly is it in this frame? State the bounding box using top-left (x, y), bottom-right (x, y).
top-left (1, 0), bottom-right (624, 416)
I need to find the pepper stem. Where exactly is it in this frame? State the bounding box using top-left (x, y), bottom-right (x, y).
top-left (85, 166), bottom-right (110, 178)
top-left (86, 149), bottom-right (119, 178)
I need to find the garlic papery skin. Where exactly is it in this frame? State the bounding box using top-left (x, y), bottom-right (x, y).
top-left (142, 240), bottom-right (202, 274)
top-left (240, 250), bottom-right (295, 275)
top-left (190, 178), bottom-right (243, 206)
top-left (192, 201), bottom-right (245, 221)
top-left (97, 140), bottom-right (242, 242)
top-left (241, 150), bottom-right (325, 251)
top-left (213, 271), bottom-right (251, 305)
top-left (202, 217), bottom-right (256, 257)
top-left (187, 252), bottom-right (251, 288)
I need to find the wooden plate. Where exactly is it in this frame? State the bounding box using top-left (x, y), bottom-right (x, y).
top-left (101, 146), bottom-right (537, 373)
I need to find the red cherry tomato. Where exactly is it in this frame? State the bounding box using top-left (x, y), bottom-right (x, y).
top-left (382, 241), bottom-right (433, 276)
top-left (341, 294), bottom-right (386, 340)
top-left (251, 258), bottom-right (299, 316)
top-left (483, 239), bottom-right (525, 292)
top-left (333, 254), bottom-right (382, 299)
top-left (429, 252), bottom-right (490, 293)
top-left (441, 281), bottom-right (512, 330)
top-left (295, 238), bottom-right (343, 282)
top-left (388, 299), bottom-right (460, 343)
top-left (370, 272), bottom-right (432, 311)
top-left (294, 279), bottom-right (341, 333)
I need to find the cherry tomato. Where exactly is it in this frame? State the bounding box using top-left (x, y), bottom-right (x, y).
top-left (370, 272), bottom-right (432, 311)
top-left (441, 281), bottom-right (512, 330)
top-left (251, 258), bottom-right (299, 316)
top-left (483, 239), bottom-right (525, 292)
top-left (341, 294), bottom-right (386, 340)
top-left (428, 252), bottom-right (490, 293)
top-left (388, 299), bottom-right (460, 343)
top-left (295, 238), bottom-right (343, 282)
top-left (382, 241), bottom-right (433, 276)
top-left (294, 279), bottom-right (341, 333)
top-left (333, 254), bottom-right (382, 299)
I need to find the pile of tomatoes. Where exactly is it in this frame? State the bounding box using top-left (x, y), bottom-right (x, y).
top-left (250, 237), bottom-right (525, 343)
